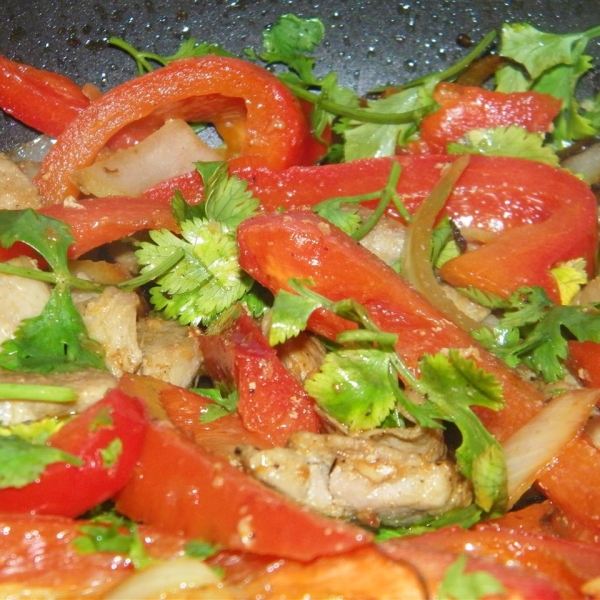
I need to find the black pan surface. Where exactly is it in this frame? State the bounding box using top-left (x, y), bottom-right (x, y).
top-left (1, 0), bottom-right (599, 152)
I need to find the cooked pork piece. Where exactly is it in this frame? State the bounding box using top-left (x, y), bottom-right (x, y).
top-left (237, 427), bottom-right (472, 527)
top-left (276, 332), bottom-right (327, 383)
top-left (0, 257), bottom-right (51, 346)
top-left (74, 286), bottom-right (143, 377)
top-left (137, 316), bottom-right (203, 388)
top-left (0, 368), bottom-right (117, 425)
top-left (0, 153), bottom-right (42, 210)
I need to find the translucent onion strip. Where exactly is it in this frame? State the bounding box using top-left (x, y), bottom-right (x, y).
top-left (104, 557), bottom-right (221, 600)
top-left (402, 154), bottom-right (480, 332)
top-left (503, 388), bottom-right (599, 509)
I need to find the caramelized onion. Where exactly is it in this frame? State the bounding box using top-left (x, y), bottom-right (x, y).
top-left (503, 388), bottom-right (599, 509)
top-left (402, 154), bottom-right (480, 331)
top-left (104, 557), bottom-right (221, 600)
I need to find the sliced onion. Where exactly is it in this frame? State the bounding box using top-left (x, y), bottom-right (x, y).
top-left (562, 142), bottom-right (600, 185)
top-left (402, 154), bottom-right (481, 331)
top-left (104, 557), bottom-right (221, 600)
top-left (503, 388), bottom-right (599, 509)
top-left (74, 118), bottom-right (223, 198)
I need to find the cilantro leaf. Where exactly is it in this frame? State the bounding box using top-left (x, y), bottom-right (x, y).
top-left (343, 85), bottom-right (432, 161)
top-left (305, 348), bottom-right (397, 430)
top-left (0, 435), bottom-right (81, 489)
top-left (270, 283), bottom-right (507, 513)
top-left (137, 221), bottom-right (252, 326)
top-left (99, 438), bottom-right (123, 469)
top-left (262, 14), bottom-right (325, 57)
top-left (74, 511), bottom-right (152, 569)
top-left (0, 210), bottom-right (106, 373)
top-left (497, 23), bottom-right (600, 148)
top-left (269, 286), bottom-right (323, 346)
top-left (196, 162), bottom-right (260, 229)
top-left (415, 351), bottom-right (506, 512)
top-left (377, 504), bottom-right (483, 540)
top-left (193, 388), bottom-right (239, 424)
top-left (185, 540), bottom-right (221, 560)
top-left (0, 209), bottom-right (73, 276)
top-left (471, 286), bottom-right (600, 383)
top-left (551, 258), bottom-right (588, 305)
top-left (439, 555), bottom-right (505, 600)
top-left (0, 286), bottom-right (106, 373)
top-left (448, 125), bottom-right (560, 166)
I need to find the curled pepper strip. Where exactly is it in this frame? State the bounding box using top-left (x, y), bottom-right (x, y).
top-left (35, 55), bottom-right (311, 204)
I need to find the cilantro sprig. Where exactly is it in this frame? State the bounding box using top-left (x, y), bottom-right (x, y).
top-left (270, 281), bottom-right (507, 514)
top-left (468, 285), bottom-right (600, 383)
top-left (0, 210), bottom-right (106, 373)
top-left (136, 162), bottom-right (259, 326)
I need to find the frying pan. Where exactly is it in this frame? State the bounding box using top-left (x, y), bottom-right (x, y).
top-left (1, 0), bottom-right (599, 152)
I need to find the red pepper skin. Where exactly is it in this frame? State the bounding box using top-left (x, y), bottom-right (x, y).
top-left (236, 210), bottom-right (600, 534)
top-left (0, 389), bottom-right (147, 518)
top-left (41, 155), bottom-right (597, 303)
top-left (197, 311), bottom-right (322, 446)
top-left (35, 56), bottom-right (311, 204)
top-left (237, 155), bottom-right (597, 302)
top-left (419, 82), bottom-right (562, 153)
top-left (383, 517), bottom-right (600, 600)
top-left (0, 54), bottom-right (90, 138)
top-left (566, 340), bottom-right (600, 390)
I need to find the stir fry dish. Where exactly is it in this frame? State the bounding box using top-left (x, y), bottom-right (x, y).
top-left (1, 13), bottom-right (600, 599)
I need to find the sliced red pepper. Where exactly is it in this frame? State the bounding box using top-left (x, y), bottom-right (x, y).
top-left (236, 155), bottom-right (597, 302)
top-left (384, 513), bottom-right (600, 599)
top-left (42, 155), bottom-right (597, 302)
top-left (0, 389), bottom-right (147, 518)
top-left (236, 210), bottom-right (600, 533)
top-left (419, 82), bottom-right (562, 153)
top-left (35, 55), bottom-right (311, 204)
top-left (0, 54), bottom-right (90, 138)
top-left (197, 310), bottom-right (322, 446)
top-left (115, 374), bottom-right (371, 561)
top-left (566, 340), bottom-right (600, 389)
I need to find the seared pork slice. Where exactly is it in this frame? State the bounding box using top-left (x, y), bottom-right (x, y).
top-left (75, 286), bottom-right (143, 377)
top-left (0, 368), bottom-right (117, 425)
top-left (0, 257), bottom-right (51, 345)
top-left (237, 428), bottom-right (472, 527)
top-left (0, 153), bottom-right (42, 210)
top-left (137, 316), bottom-right (203, 388)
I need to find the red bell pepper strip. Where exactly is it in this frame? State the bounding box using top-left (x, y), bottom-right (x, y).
top-left (34, 55), bottom-right (311, 204)
top-left (0, 389), bottom-right (147, 518)
top-left (236, 155), bottom-right (597, 302)
top-left (197, 310), bottom-right (322, 446)
top-left (384, 513), bottom-right (600, 599)
top-left (419, 82), bottom-right (562, 153)
top-left (114, 375), bottom-right (371, 561)
top-left (0, 54), bottom-right (90, 138)
top-left (566, 340), bottom-right (600, 390)
top-left (236, 210), bottom-right (600, 533)
top-left (40, 155), bottom-right (597, 303)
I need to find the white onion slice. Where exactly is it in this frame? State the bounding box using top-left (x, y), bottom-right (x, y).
top-left (562, 142), bottom-right (600, 185)
top-left (104, 557), bottom-right (221, 600)
top-left (503, 388), bottom-right (599, 509)
top-left (74, 118), bottom-right (223, 198)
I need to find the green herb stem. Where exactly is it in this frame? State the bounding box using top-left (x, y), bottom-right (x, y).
top-left (0, 383), bottom-right (77, 403)
top-left (288, 83), bottom-right (436, 124)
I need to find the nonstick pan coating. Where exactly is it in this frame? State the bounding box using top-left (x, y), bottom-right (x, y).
top-left (1, 0), bottom-right (599, 151)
